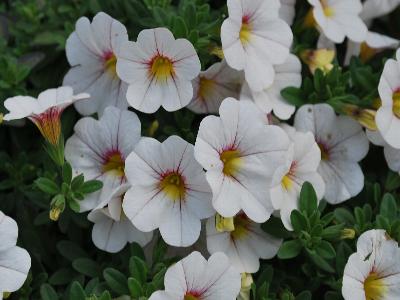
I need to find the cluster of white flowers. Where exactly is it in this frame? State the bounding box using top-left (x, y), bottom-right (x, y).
top-left (3, 0), bottom-right (400, 299)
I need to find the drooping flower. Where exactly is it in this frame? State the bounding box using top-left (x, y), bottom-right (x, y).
top-left (280, 0), bottom-right (297, 25)
top-left (342, 229), bottom-right (400, 300)
top-left (206, 213), bottom-right (282, 273)
top-left (0, 211), bottom-right (31, 298)
top-left (88, 184), bottom-right (153, 253)
top-left (65, 106), bottom-right (141, 212)
top-left (240, 54), bottom-right (302, 120)
top-left (221, 0), bottom-right (293, 91)
top-left (123, 135), bottom-right (214, 247)
top-left (294, 104), bottom-right (369, 204)
top-left (3, 87), bottom-right (88, 146)
top-left (376, 49), bottom-right (400, 149)
top-left (270, 125), bottom-right (325, 230)
top-left (149, 251), bottom-right (241, 300)
top-left (116, 27), bottom-right (201, 113)
top-left (307, 0), bottom-right (368, 43)
top-left (187, 60), bottom-right (242, 114)
top-left (63, 12), bottom-right (129, 116)
top-left (194, 98), bottom-right (290, 223)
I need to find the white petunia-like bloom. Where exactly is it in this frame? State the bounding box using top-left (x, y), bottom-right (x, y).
top-left (376, 49), bottom-right (400, 149)
top-left (63, 12), bottom-right (129, 116)
top-left (149, 251), bottom-right (241, 300)
top-left (0, 211), bottom-right (31, 298)
top-left (3, 86), bottom-right (89, 145)
top-left (294, 104), bottom-right (369, 204)
top-left (88, 184), bottom-right (153, 253)
top-left (360, 0), bottom-right (400, 21)
top-left (280, 0), bottom-right (297, 25)
top-left (342, 229), bottom-right (400, 300)
top-left (270, 125), bottom-right (325, 230)
top-left (187, 60), bottom-right (242, 114)
top-left (123, 135), bottom-right (214, 247)
top-left (206, 213), bottom-right (282, 273)
top-left (221, 0), bottom-right (293, 91)
top-left (307, 0), bottom-right (368, 44)
top-left (194, 98), bottom-right (290, 223)
top-left (240, 54), bottom-right (302, 120)
top-left (116, 28), bottom-right (201, 113)
top-left (65, 106), bottom-right (141, 212)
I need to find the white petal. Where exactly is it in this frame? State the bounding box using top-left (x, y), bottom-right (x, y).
top-left (0, 212), bottom-right (18, 252)
top-left (0, 247), bottom-right (31, 293)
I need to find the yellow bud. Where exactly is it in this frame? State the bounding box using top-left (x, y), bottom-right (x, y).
top-left (341, 228), bottom-right (356, 240)
top-left (301, 49), bottom-right (335, 75)
top-left (49, 207), bottom-right (62, 221)
top-left (3, 292), bottom-right (11, 299)
top-left (210, 46), bottom-right (224, 59)
top-left (148, 120), bottom-right (159, 137)
top-left (215, 213), bottom-right (235, 233)
top-left (237, 273), bottom-right (253, 300)
top-left (341, 104), bottom-right (377, 131)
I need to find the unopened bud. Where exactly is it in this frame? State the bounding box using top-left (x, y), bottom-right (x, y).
top-left (50, 194), bottom-right (65, 221)
top-left (301, 49), bottom-right (335, 75)
top-left (148, 120), bottom-right (159, 137)
top-left (215, 213), bottom-right (235, 233)
top-left (341, 104), bottom-right (377, 131)
top-left (341, 228), bottom-right (356, 240)
top-left (237, 273), bottom-right (253, 300)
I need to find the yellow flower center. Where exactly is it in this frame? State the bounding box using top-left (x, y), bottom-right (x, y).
top-left (239, 16), bottom-right (252, 45)
top-left (220, 149), bottom-right (242, 177)
top-left (321, 0), bottom-right (335, 17)
top-left (160, 172), bottom-right (186, 202)
top-left (102, 153), bottom-right (125, 177)
top-left (104, 53), bottom-right (117, 76)
top-left (151, 56), bottom-right (174, 82)
top-left (184, 294), bottom-right (200, 300)
top-left (318, 143), bottom-right (330, 160)
top-left (392, 91), bottom-right (400, 118)
top-left (198, 77), bottom-right (216, 100)
top-left (281, 162), bottom-right (297, 191)
top-left (231, 214), bottom-right (251, 240)
top-left (364, 272), bottom-right (387, 300)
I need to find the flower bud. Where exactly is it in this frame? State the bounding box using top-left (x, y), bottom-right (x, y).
top-left (215, 213), bottom-right (235, 233)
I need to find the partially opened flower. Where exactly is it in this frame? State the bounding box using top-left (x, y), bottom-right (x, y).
top-left (376, 49), bottom-right (400, 149)
top-left (0, 211), bottom-right (31, 298)
top-left (206, 213), bottom-right (282, 273)
top-left (117, 27), bottom-right (201, 113)
top-left (194, 98), bottom-right (290, 223)
top-left (307, 0), bottom-right (368, 43)
top-left (280, 0), bottom-right (297, 25)
top-left (88, 184), bottom-right (153, 253)
top-left (63, 12), bottom-right (129, 116)
top-left (3, 86), bottom-right (88, 146)
top-left (65, 106), bottom-right (141, 212)
top-left (187, 60), bottom-right (242, 114)
top-left (294, 104), bottom-right (369, 204)
top-left (342, 229), bottom-right (400, 300)
top-left (149, 251), bottom-right (241, 300)
top-left (240, 54), bottom-right (301, 120)
top-left (221, 0), bottom-right (293, 91)
top-left (123, 135), bottom-right (214, 247)
top-left (270, 126), bottom-right (325, 230)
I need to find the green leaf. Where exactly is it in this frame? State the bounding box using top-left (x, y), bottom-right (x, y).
top-left (57, 240), bottom-right (88, 261)
top-left (334, 208), bottom-right (355, 225)
top-left (380, 193), bottom-right (397, 221)
top-left (296, 291), bottom-right (312, 300)
top-left (290, 210), bottom-right (308, 233)
top-left (299, 182), bottom-right (318, 216)
top-left (307, 249), bottom-right (335, 273)
top-left (385, 171), bottom-right (400, 191)
top-left (78, 179), bottom-right (103, 194)
top-left (49, 268), bottom-right (76, 285)
top-left (72, 258), bottom-right (100, 278)
top-left (129, 256), bottom-right (148, 284)
top-left (62, 162), bottom-right (73, 184)
top-left (281, 87), bottom-right (304, 107)
top-left (277, 240), bottom-right (303, 259)
top-left (316, 241), bottom-right (336, 259)
top-left (128, 277), bottom-right (143, 298)
top-left (103, 268), bottom-right (129, 295)
top-left (35, 177), bottom-right (59, 195)
top-left (71, 174), bottom-right (84, 190)
top-left (40, 283), bottom-right (59, 300)
top-left (69, 282), bottom-right (86, 300)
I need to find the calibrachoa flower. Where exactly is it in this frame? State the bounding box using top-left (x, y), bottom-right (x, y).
top-left (294, 104), bottom-right (369, 204)
top-left (280, 0), bottom-right (296, 25)
top-left (116, 27), bottom-right (201, 113)
top-left (376, 49), bottom-right (400, 149)
top-left (88, 184), bottom-right (153, 253)
top-left (270, 125), bottom-right (325, 230)
top-left (63, 12), bottom-right (129, 116)
top-left (149, 251), bottom-right (241, 300)
top-left (194, 98), bottom-right (290, 223)
top-left (307, 0), bottom-right (368, 44)
top-left (342, 229), bottom-right (400, 300)
top-left (240, 54), bottom-right (302, 120)
top-left (3, 86), bottom-right (89, 145)
top-left (221, 0), bottom-right (293, 91)
top-left (206, 213), bottom-right (282, 273)
top-left (360, 0), bottom-right (400, 21)
top-left (0, 211), bottom-right (31, 298)
top-left (65, 106), bottom-right (141, 212)
top-left (123, 135), bottom-right (214, 247)
top-left (187, 60), bottom-right (242, 114)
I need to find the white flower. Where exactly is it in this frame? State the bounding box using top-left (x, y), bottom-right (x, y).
top-left (270, 125), bottom-right (325, 230)
top-left (294, 104), bottom-right (369, 204)
top-left (221, 0), bottom-right (293, 91)
top-left (0, 211), bottom-right (31, 297)
top-left (63, 12), bottom-right (129, 116)
top-left (376, 49), bottom-right (400, 149)
top-left (307, 0), bottom-right (368, 43)
top-left (187, 60), bottom-right (242, 114)
top-left (123, 135), bottom-right (214, 247)
top-left (280, 0), bottom-right (296, 25)
top-left (65, 106), bottom-right (141, 212)
top-left (360, 0), bottom-right (400, 22)
top-left (149, 251), bottom-right (241, 300)
top-left (240, 54), bottom-right (302, 120)
top-left (342, 229), bottom-right (400, 300)
top-left (3, 86), bottom-right (88, 145)
top-left (194, 98), bottom-right (290, 223)
top-left (206, 213), bottom-right (282, 273)
top-left (88, 184), bottom-right (153, 253)
top-left (116, 27), bottom-right (200, 113)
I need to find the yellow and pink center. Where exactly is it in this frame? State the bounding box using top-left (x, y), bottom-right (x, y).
top-left (281, 162), bottom-right (297, 191)
top-left (220, 147), bottom-right (242, 177)
top-left (184, 291), bottom-right (202, 300)
top-left (102, 150), bottom-right (125, 178)
top-left (149, 55), bottom-right (175, 82)
top-left (29, 107), bottom-right (64, 146)
top-left (159, 170), bottom-right (186, 202)
top-left (239, 15), bottom-right (252, 45)
top-left (392, 88), bottom-right (400, 118)
top-left (103, 51), bottom-right (117, 76)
